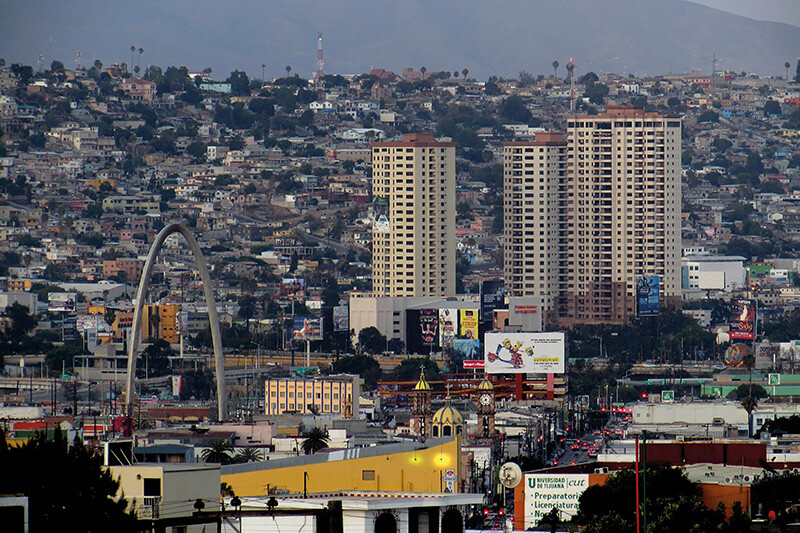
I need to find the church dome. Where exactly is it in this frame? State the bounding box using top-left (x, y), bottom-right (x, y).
top-left (431, 403), bottom-right (464, 438)
top-left (477, 378), bottom-right (494, 391)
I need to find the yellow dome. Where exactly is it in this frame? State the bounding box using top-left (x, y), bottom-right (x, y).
top-left (413, 368), bottom-right (431, 391)
top-left (478, 378), bottom-right (494, 391)
top-left (432, 404), bottom-right (464, 426)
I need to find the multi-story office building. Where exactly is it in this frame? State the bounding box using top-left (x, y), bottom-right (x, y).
top-left (503, 133), bottom-right (567, 320)
top-left (504, 106), bottom-right (681, 325)
top-left (264, 375), bottom-right (359, 418)
top-left (371, 133), bottom-right (456, 297)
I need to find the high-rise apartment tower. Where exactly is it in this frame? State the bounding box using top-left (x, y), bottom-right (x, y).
top-left (371, 133), bottom-right (456, 297)
top-left (504, 106), bottom-right (681, 325)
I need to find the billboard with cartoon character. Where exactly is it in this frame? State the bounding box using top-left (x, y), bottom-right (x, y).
top-left (484, 332), bottom-right (566, 374)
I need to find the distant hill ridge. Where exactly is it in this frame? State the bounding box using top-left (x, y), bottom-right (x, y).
top-left (0, 0), bottom-right (798, 78)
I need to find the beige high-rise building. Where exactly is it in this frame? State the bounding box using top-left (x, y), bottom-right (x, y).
top-left (503, 106), bottom-right (682, 325)
top-left (503, 133), bottom-right (567, 321)
top-left (371, 133), bottom-right (456, 297)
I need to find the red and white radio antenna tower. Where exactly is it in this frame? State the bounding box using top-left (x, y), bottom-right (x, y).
top-left (314, 32), bottom-right (325, 86)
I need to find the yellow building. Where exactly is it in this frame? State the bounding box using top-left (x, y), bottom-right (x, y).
top-left (222, 436), bottom-right (461, 496)
top-left (265, 375), bottom-right (359, 418)
top-left (141, 304), bottom-right (180, 344)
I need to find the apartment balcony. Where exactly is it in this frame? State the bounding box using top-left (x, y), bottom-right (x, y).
top-left (138, 497), bottom-right (161, 519)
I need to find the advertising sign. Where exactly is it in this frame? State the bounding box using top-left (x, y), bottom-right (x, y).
top-left (755, 341), bottom-right (778, 370)
top-left (524, 474), bottom-right (589, 529)
top-left (636, 276), bottom-right (660, 317)
top-left (729, 299), bottom-right (756, 340)
top-left (480, 280), bottom-right (505, 323)
top-left (484, 332), bottom-right (566, 374)
top-left (439, 309), bottom-right (457, 346)
top-left (420, 310), bottom-right (438, 345)
top-left (459, 309), bottom-right (479, 339)
top-left (333, 305), bottom-right (349, 332)
top-left (48, 292), bottom-right (77, 312)
top-left (661, 390), bottom-right (675, 403)
top-left (454, 338), bottom-right (481, 360)
top-left (723, 344), bottom-right (748, 367)
top-left (292, 317), bottom-right (323, 340)
top-left (372, 196), bottom-right (390, 233)
top-left (463, 359), bottom-right (485, 369)
top-left (509, 297), bottom-right (543, 332)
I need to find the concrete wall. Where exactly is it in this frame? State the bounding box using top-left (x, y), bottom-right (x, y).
top-left (632, 402), bottom-right (748, 425)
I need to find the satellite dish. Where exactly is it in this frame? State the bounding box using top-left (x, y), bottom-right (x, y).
top-left (499, 462), bottom-right (523, 488)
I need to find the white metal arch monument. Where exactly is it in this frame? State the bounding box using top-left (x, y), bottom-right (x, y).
top-left (125, 223), bottom-right (227, 420)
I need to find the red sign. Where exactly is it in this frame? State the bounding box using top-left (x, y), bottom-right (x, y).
top-left (463, 359), bottom-right (485, 369)
top-left (513, 305), bottom-right (539, 314)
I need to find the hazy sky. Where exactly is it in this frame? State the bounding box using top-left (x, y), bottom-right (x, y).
top-left (689, 0), bottom-right (800, 27)
top-left (0, 1), bottom-right (797, 79)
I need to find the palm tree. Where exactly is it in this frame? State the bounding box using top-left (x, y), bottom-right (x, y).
top-left (202, 439), bottom-right (234, 464)
top-left (285, 65), bottom-right (292, 77)
top-left (300, 427), bottom-right (329, 455)
top-left (552, 60), bottom-right (559, 79)
top-left (786, 61), bottom-right (792, 81)
top-left (453, 70), bottom-right (459, 79)
top-left (462, 68), bottom-right (469, 80)
top-left (420, 66), bottom-right (427, 78)
top-left (129, 45), bottom-right (136, 75)
top-left (233, 446), bottom-right (264, 463)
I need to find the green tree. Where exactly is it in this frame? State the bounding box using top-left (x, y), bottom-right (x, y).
top-left (0, 429), bottom-right (136, 531)
top-left (332, 354), bottom-right (382, 389)
top-left (233, 446), bottom-right (264, 463)
top-left (498, 95), bottom-right (532, 123)
top-left (227, 70), bottom-right (251, 96)
top-left (698, 110), bottom-right (719, 123)
top-left (358, 326), bottom-right (386, 354)
top-left (201, 439), bottom-right (234, 464)
top-left (576, 464), bottom-right (721, 533)
top-left (301, 427), bottom-right (330, 455)
top-left (763, 100), bottom-right (781, 117)
top-left (396, 357), bottom-right (440, 381)
top-left (139, 338), bottom-right (173, 378)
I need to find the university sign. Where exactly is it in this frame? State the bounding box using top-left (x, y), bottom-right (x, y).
top-left (524, 473), bottom-right (589, 529)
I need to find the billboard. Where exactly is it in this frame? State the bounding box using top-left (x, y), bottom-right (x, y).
top-left (480, 280), bottom-right (505, 323)
top-left (420, 310), bottom-right (438, 346)
top-left (524, 474), bottom-right (589, 529)
top-left (636, 276), bottom-right (660, 317)
top-left (292, 317), bottom-right (323, 340)
top-left (729, 299), bottom-right (755, 340)
top-left (723, 344), bottom-right (748, 367)
top-left (333, 305), bottom-right (349, 332)
top-left (439, 309), bottom-right (457, 346)
top-left (454, 338), bottom-right (481, 360)
top-left (484, 332), bottom-right (566, 374)
top-left (458, 309), bottom-right (479, 339)
top-left (508, 297), bottom-right (543, 332)
top-left (372, 196), bottom-right (390, 232)
top-left (48, 292), bottom-right (77, 312)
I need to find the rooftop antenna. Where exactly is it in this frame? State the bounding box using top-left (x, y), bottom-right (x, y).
top-left (314, 32), bottom-right (325, 87)
top-left (567, 58), bottom-right (576, 113)
top-left (37, 52), bottom-right (44, 73)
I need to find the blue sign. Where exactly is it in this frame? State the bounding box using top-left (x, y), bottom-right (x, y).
top-left (637, 276), bottom-right (660, 316)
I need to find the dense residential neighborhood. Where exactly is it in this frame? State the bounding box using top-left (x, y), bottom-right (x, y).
top-left (3, 50), bottom-right (800, 532)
